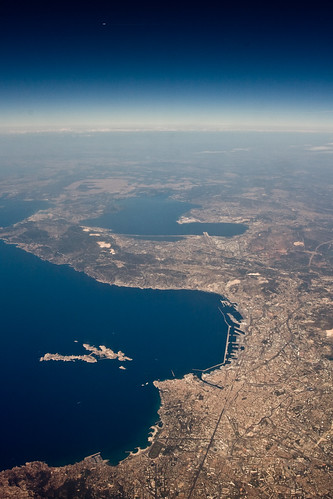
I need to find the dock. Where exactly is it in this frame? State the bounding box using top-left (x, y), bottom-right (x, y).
top-left (218, 307), bottom-right (232, 364)
top-left (84, 452), bottom-right (107, 465)
top-left (193, 305), bottom-right (241, 375)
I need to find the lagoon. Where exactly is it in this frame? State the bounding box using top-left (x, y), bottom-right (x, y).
top-left (85, 195), bottom-right (247, 240)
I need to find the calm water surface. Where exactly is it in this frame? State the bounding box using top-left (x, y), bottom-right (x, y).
top-left (0, 241), bottom-right (239, 470)
top-left (85, 195), bottom-right (247, 239)
top-left (0, 198), bottom-right (49, 227)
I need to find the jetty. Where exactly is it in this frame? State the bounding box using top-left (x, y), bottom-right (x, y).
top-left (218, 307), bottom-right (232, 364)
top-left (193, 306), bottom-right (235, 374)
top-left (84, 452), bottom-right (107, 465)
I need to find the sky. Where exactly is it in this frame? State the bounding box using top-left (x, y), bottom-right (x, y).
top-left (1, 1), bottom-right (333, 131)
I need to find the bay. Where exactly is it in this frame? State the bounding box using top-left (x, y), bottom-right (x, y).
top-left (0, 198), bottom-right (49, 227)
top-left (0, 240), bottom-right (240, 471)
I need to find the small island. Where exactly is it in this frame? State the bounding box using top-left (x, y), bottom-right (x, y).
top-left (40, 343), bottom-right (133, 364)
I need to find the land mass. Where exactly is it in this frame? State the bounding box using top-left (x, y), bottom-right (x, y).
top-left (39, 343), bottom-right (132, 363)
top-left (0, 132), bottom-right (332, 497)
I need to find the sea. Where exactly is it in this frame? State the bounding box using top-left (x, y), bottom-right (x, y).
top-left (0, 197), bottom-right (242, 471)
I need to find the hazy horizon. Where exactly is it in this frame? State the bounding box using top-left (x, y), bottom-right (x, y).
top-left (1, 2), bottom-right (332, 132)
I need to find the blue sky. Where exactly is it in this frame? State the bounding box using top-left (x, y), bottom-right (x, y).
top-left (1, 1), bottom-right (333, 131)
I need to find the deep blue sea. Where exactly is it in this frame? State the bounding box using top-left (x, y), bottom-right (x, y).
top-left (0, 240), bottom-right (239, 471)
top-left (85, 195), bottom-right (247, 240)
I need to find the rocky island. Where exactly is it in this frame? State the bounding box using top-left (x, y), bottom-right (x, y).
top-left (39, 343), bottom-right (132, 363)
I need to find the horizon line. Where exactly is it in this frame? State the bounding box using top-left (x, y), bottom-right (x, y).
top-left (1, 125), bottom-right (333, 135)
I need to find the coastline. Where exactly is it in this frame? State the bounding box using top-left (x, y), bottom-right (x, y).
top-left (0, 238), bottom-right (242, 472)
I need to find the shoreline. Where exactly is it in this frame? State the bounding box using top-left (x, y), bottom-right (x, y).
top-left (0, 238), bottom-right (245, 474)
top-left (0, 238), bottom-right (246, 473)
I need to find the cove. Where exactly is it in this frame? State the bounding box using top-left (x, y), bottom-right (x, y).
top-left (0, 197), bottom-right (49, 227)
top-left (84, 195), bottom-right (248, 239)
top-left (0, 241), bottom-right (241, 471)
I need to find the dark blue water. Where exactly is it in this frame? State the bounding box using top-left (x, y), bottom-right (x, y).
top-left (85, 196), bottom-right (247, 239)
top-left (0, 198), bottom-right (49, 227)
top-left (0, 241), bottom-right (239, 471)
